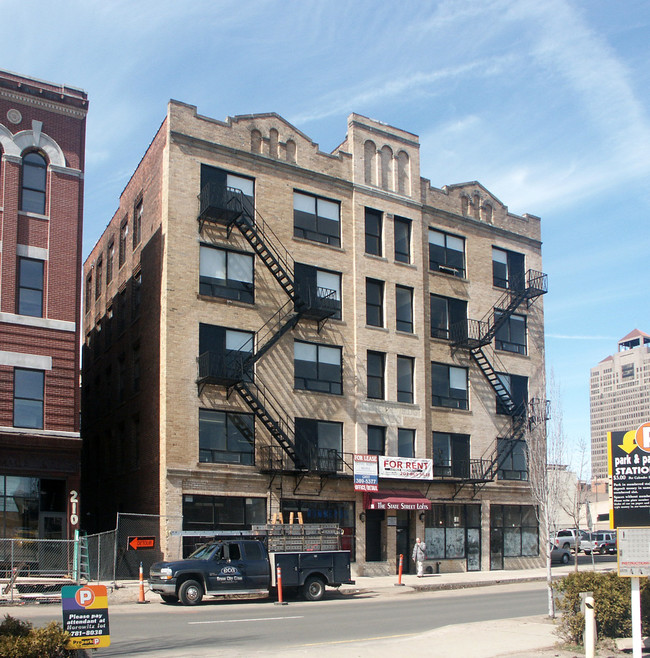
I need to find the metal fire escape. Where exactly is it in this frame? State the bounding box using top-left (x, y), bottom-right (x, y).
top-left (196, 184), bottom-right (338, 472)
top-left (450, 269), bottom-right (549, 495)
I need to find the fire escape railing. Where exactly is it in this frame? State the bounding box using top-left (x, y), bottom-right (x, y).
top-left (196, 183), bottom-right (337, 471)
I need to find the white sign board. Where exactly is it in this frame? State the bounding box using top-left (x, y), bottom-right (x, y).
top-left (618, 527), bottom-right (650, 577)
top-left (378, 457), bottom-right (433, 480)
top-left (353, 454), bottom-right (378, 491)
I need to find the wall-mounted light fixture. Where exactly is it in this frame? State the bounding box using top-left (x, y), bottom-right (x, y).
top-left (359, 512), bottom-right (366, 522)
top-left (419, 512), bottom-right (426, 521)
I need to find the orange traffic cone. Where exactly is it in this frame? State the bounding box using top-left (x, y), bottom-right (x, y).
top-left (137, 562), bottom-right (149, 604)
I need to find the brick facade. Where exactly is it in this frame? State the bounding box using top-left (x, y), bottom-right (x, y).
top-left (82, 103), bottom-right (546, 574)
top-left (0, 69), bottom-right (87, 539)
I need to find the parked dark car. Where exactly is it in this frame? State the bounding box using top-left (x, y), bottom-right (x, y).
top-left (550, 543), bottom-right (571, 565)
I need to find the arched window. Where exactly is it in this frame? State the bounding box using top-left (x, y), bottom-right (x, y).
top-left (364, 140), bottom-right (377, 185)
top-left (397, 150), bottom-right (410, 195)
top-left (461, 196), bottom-right (469, 216)
top-left (269, 129), bottom-right (278, 158)
top-left (482, 203), bottom-right (493, 223)
top-left (472, 194), bottom-right (480, 220)
top-left (286, 139), bottom-right (296, 163)
top-left (250, 129), bottom-right (262, 154)
top-left (380, 145), bottom-right (393, 191)
top-left (22, 151), bottom-right (47, 214)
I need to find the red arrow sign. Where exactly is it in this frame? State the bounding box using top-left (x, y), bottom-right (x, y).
top-left (128, 536), bottom-right (155, 550)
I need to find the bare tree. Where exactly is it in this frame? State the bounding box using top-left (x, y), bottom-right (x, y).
top-left (559, 438), bottom-right (590, 572)
top-left (527, 371), bottom-right (566, 618)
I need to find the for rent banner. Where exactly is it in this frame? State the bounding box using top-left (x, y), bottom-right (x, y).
top-left (379, 456), bottom-right (433, 480)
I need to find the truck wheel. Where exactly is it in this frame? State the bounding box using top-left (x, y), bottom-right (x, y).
top-left (302, 576), bottom-right (325, 602)
top-left (561, 553), bottom-right (570, 564)
top-left (160, 595), bottom-right (178, 604)
top-left (584, 550), bottom-right (591, 555)
top-left (179, 579), bottom-right (203, 606)
top-left (562, 543), bottom-right (570, 550)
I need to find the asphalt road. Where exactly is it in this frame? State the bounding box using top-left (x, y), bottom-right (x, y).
top-left (8, 581), bottom-right (549, 656)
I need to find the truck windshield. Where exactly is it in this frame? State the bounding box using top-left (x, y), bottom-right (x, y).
top-left (188, 543), bottom-right (222, 560)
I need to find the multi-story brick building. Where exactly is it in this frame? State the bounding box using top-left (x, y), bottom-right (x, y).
top-left (0, 70), bottom-right (88, 540)
top-left (82, 102), bottom-right (547, 574)
top-left (590, 329), bottom-right (650, 481)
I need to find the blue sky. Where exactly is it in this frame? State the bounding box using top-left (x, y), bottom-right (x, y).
top-left (4, 0), bottom-right (649, 473)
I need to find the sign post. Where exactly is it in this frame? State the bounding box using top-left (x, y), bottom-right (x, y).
top-left (608, 422), bottom-right (650, 658)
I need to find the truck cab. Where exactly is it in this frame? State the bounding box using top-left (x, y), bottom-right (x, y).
top-left (149, 540), bottom-right (270, 605)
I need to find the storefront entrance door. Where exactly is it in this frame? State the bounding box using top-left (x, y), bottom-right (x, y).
top-left (39, 513), bottom-right (67, 575)
top-left (490, 527), bottom-right (504, 570)
top-left (395, 511), bottom-right (411, 574)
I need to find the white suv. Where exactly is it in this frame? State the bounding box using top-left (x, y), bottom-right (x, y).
top-left (553, 529), bottom-right (589, 552)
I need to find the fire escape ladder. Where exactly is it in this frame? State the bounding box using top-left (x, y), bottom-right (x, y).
top-left (233, 377), bottom-right (300, 466)
top-left (244, 301), bottom-right (302, 369)
top-left (198, 184), bottom-right (337, 325)
top-left (471, 348), bottom-right (515, 414)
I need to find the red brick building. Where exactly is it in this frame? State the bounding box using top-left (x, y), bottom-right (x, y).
top-left (0, 70), bottom-right (88, 540)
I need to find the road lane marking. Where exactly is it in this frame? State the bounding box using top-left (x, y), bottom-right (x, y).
top-left (297, 632), bottom-right (416, 647)
top-left (189, 615), bottom-right (303, 625)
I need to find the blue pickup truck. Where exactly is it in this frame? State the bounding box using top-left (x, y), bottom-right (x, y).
top-left (148, 538), bottom-right (354, 605)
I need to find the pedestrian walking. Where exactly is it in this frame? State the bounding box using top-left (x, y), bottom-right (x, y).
top-left (412, 537), bottom-right (427, 577)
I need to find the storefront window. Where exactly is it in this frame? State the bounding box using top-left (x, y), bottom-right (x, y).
top-left (424, 504), bottom-right (481, 559)
top-left (491, 504), bottom-right (538, 557)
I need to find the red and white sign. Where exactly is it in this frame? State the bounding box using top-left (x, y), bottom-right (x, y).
top-left (379, 456), bottom-right (433, 480)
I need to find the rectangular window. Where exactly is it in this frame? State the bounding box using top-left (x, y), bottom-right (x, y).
top-left (295, 418), bottom-right (343, 472)
top-left (95, 258), bottom-right (103, 300)
top-left (85, 272), bottom-right (92, 314)
top-left (368, 425), bottom-right (386, 455)
top-left (293, 191), bottom-right (341, 247)
top-left (199, 245), bottom-right (254, 303)
top-left (431, 363), bottom-right (468, 409)
top-left (433, 432), bottom-right (470, 478)
top-left (17, 258), bottom-right (44, 317)
top-left (367, 351), bottom-right (385, 400)
top-left (496, 373), bottom-right (528, 415)
top-left (395, 285), bottom-right (413, 333)
top-left (119, 219), bottom-right (128, 268)
top-left (397, 355), bottom-right (414, 403)
top-left (495, 312), bottom-right (527, 354)
top-left (294, 264), bottom-right (342, 320)
top-left (133, 198), bottom-right (143, 248)
top-left (492, 247), bottom-right (525, 290)
top-left (366, 278), bottom-right (384, 327)
top-left (199, 409), bottom-right (254, 465)
top-left (14, 368), bottom-right (44, 429)
top-left (430, 294), bottom-right (467, 340)
top-left (106, 241), bottom-right (114, 284)
top-left (199, 324), bottom-right (254, 381)
top-left (429, 229), bottom-right (465, 278)
top-left (497, 439), bottom-right (528, 481)
top-left (491, 505), bottom-right (538, 557)
top-left (364, 207), bottom-right (382, 256)
top-left (132, 271), bottom-right (142, 320)
top-left (182, 494), bottom-right (266, 539)
top-left (294, 341), bottom-right (342, 395)
top-left (394, 216), bottom-right (411, 263)
top-left (201, 165), bottom-right (255, 219)
top-left (117, 289), bottom-right (127, 334)
top-left (398, 428), bottom-right (415, 458)
top-left (424, 504), bottom-right (481, 560)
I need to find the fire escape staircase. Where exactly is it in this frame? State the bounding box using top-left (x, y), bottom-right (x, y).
top-left (196, 183), bottom-right (338, 472)
top-left (449, 269), bottom-right (548, 494)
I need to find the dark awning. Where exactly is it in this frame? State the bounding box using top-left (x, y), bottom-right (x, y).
top-left (364, 490), bottom-right (431, 511)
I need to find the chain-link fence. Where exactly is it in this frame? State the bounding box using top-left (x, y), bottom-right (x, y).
top-left (0, 537), bottom-right (79, 579)
top-left (85, 513), bottom-right (182, 582)
top-left (85, 529), bottom-right (117, 582)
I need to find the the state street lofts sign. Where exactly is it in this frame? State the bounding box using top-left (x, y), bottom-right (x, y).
top-left (608, 422), bottom-right (650, 528)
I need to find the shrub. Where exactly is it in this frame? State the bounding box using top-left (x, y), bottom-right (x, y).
top-left (554, 571), bottom-right (650, 644)
top-left (0, 615), bottom-right (77, 658)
